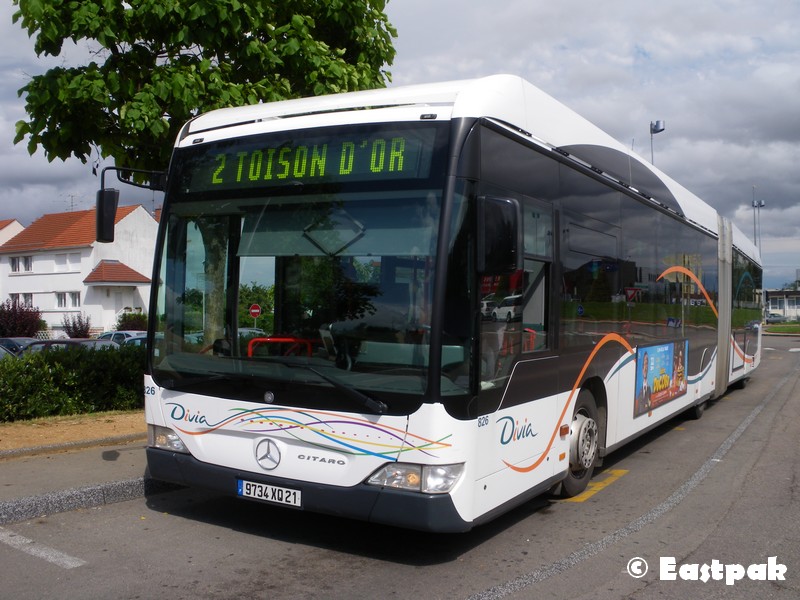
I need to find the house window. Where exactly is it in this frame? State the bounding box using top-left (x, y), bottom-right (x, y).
top-left (22, 293), bottom-right (33, 307)
top-left (9, 293), bottom-right (19, 304)
top-left (55, 253), bottom-right (80, 272)
top-left (70, 292), bottom-right (81, 307)
top-left (56, 292), bottom-right (67, 308)
top-left (10, 256), bottom-right (33, 273)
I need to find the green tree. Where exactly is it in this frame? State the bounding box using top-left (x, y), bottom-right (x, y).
top-left (0, 300), bottom-right (43, 336)
top-left (12, 0), bottom-right (396, 174)
top-left (62, 312), bottom-right (92, 337)
top-left (116, 311), bottom-right (148, 331)
top-left (238, 282), bottom-right (274, 330)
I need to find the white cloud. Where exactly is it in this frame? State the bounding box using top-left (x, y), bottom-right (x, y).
top-left (384, 0), bottom-right (800, 287)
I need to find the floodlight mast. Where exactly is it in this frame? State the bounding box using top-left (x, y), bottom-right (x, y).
top-left (752, 185), bottom-right (765, 253)
top-left (650, 120), bottom-right (665, 164)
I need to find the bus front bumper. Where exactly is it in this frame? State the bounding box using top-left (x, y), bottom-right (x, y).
top-left (146, 447), bottom-right (473, 533)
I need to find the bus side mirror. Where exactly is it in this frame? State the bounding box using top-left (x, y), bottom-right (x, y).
top-left (477, 196), bottom-right (522, 275)
top-left (96, 188), bottom-right (120, 243)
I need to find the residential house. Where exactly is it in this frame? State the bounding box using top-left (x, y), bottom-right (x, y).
top-left (0, 219), bottom-right (24, 245)
top-left (0, 205), bottom-right (157, 334)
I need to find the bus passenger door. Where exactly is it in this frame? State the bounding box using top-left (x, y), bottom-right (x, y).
top-left (474, 196), bottom-right (558, 504)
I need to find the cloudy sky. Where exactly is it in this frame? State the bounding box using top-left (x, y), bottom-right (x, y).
top-left (2, 0), bottom-right (798, 287)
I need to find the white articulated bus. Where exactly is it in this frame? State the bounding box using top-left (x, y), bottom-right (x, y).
top-left (99, 75), bottom-right (762, 532)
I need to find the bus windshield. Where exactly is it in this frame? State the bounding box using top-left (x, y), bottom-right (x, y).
top-left (151, 122), bottom-right (458, 413)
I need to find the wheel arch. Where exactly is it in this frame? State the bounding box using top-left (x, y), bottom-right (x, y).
top-left (581, 375), bottom-right (608, 455)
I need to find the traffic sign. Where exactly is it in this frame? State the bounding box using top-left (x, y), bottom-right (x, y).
top-left (249, 304), bottom-right (262, 319)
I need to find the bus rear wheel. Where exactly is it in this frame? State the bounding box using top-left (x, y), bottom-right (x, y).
top-left (560, 389), bottom-right (599, 498)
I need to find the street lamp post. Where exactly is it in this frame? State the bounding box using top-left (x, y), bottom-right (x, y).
top-left (752, 187), bottom-right (765, 253)
top-left (650, 120), bottom-right (665, 164)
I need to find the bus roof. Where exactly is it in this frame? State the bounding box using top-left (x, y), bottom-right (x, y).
top-left (180, 75), bottom-right (759, 265)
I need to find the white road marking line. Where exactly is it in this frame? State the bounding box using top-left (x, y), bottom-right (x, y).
top-left (0, 527), bottom-right (86, 569)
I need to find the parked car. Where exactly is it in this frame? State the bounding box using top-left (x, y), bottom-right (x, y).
top-left (238, 327), bottom-right (266, 338)
top-left (765, 312), bottom-right (787, 324)
top-left (491, 294), bottom-right (523, 322)
top-left (480, 297), bottom-right (497, 320)
top-left (0, 345), bottom-right (15, 359)
top-left (0, 337), bottom-right (38, 355)
top-left (19, 339), bottom-right (119, 355)
top-left (121, 333), bottom-right (148, 347)
top-left (97, 330), bottom-right (144, 345)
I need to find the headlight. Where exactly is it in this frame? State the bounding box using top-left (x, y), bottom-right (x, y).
top-left (148, 424), bottom-right (189, 453)
top-left (366, 463), bottom-right (464, 494)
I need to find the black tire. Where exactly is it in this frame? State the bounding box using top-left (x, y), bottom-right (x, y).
top-left (559, 389), bottom-right (600, 498)
top-left (688, 400), bottom-right (706, 420)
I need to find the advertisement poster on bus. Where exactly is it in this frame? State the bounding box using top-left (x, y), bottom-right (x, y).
top-left (634, 340), bottom-right (688, 417)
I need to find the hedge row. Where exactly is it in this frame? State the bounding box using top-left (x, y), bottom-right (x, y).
top-left (0, 345), bottom-right (146, 422)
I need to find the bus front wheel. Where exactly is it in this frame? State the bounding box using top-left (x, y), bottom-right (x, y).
top-left (560, 389), bottom-right (599, 498)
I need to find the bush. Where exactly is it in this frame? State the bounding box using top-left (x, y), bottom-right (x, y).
top-left (0, 300), bottom-right (43, 336)
top-left (116, 312), bottom-right (147, 331)
top-left (62, 312), bottom-right (92, 338)
top-left (0, 345), bottom-right (146, 421)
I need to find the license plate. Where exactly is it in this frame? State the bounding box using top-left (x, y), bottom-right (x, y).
top-left (237, 479), bottom-right (302, 507)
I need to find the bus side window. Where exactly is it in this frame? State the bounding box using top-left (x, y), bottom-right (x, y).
top-left (522, 198), bottom-right (552, 351)
top-left (522, 260), bottom-right (548, 351)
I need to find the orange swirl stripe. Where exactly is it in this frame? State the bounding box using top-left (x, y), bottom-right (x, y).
top-left (658, 266), bottom-right (752, 364)
top-left (503, 333), bottom-right (634, 473)
top-left (657, 266), bottom-right (718, 318)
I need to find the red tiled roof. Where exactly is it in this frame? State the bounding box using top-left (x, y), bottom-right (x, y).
top-left (0, 219), bottom-right (18, 230)
top-left (0, 206), bottom-right (139, 253)
top-left (84, 260), bottom-right (151, 284)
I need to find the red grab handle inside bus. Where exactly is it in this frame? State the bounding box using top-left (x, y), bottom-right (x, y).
top-left (248, 336), bottom-right (313, 357)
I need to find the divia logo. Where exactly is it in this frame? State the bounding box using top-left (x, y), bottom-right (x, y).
top-left (498, 416), bottom-right (538, 445)
top-left (167, 402), bottom-right (211, 426)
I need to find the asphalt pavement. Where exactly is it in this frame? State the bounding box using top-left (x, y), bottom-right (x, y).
top-left (0, 431), bottom-right (174, 526)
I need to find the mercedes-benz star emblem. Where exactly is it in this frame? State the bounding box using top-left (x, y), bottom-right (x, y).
top-left (255, 438), bottom-right (281, 471)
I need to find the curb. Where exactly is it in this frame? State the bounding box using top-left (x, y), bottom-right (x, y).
top-left (0, 476), bottom-right (179, 526)
top-left (0, 433), bottom-right (147, 460)
top-left (0, 433), bottom-right (181, 526)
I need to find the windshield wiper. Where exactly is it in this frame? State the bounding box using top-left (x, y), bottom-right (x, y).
top-left (159, 372), bottom-right (234, 390)
top-left (288, 363), bottom-right (388, 415)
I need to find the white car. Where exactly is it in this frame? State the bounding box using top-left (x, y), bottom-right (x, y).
top-left (97, 330), bottom-right (144, 344)
top-left (480, 298), bottom-right (497, 319)
top-left (491, 294), bottom-right (523, 322)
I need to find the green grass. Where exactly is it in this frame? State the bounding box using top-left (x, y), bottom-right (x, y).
top-left (763, 323), bottom-right (800, 335)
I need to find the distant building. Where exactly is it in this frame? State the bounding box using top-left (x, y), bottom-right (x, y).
top-left (0, 206), bottom-right (157, 334)
top-left (764, 289), bottom-right (799, 322)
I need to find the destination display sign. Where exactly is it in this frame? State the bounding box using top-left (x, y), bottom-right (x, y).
top-left (182, 125), bottom-right (441, 193)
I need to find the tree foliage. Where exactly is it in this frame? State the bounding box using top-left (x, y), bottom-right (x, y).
top-left (62, 312), bottom-right (92, 337)
top-left (0, 300), bottom-right (43, 337)
top-left (12, 0), bottom-right (397, 174)
top-left (238, 281), bottom-right (274, 330)
top-left (116, 311), bottom-right (148, 331)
